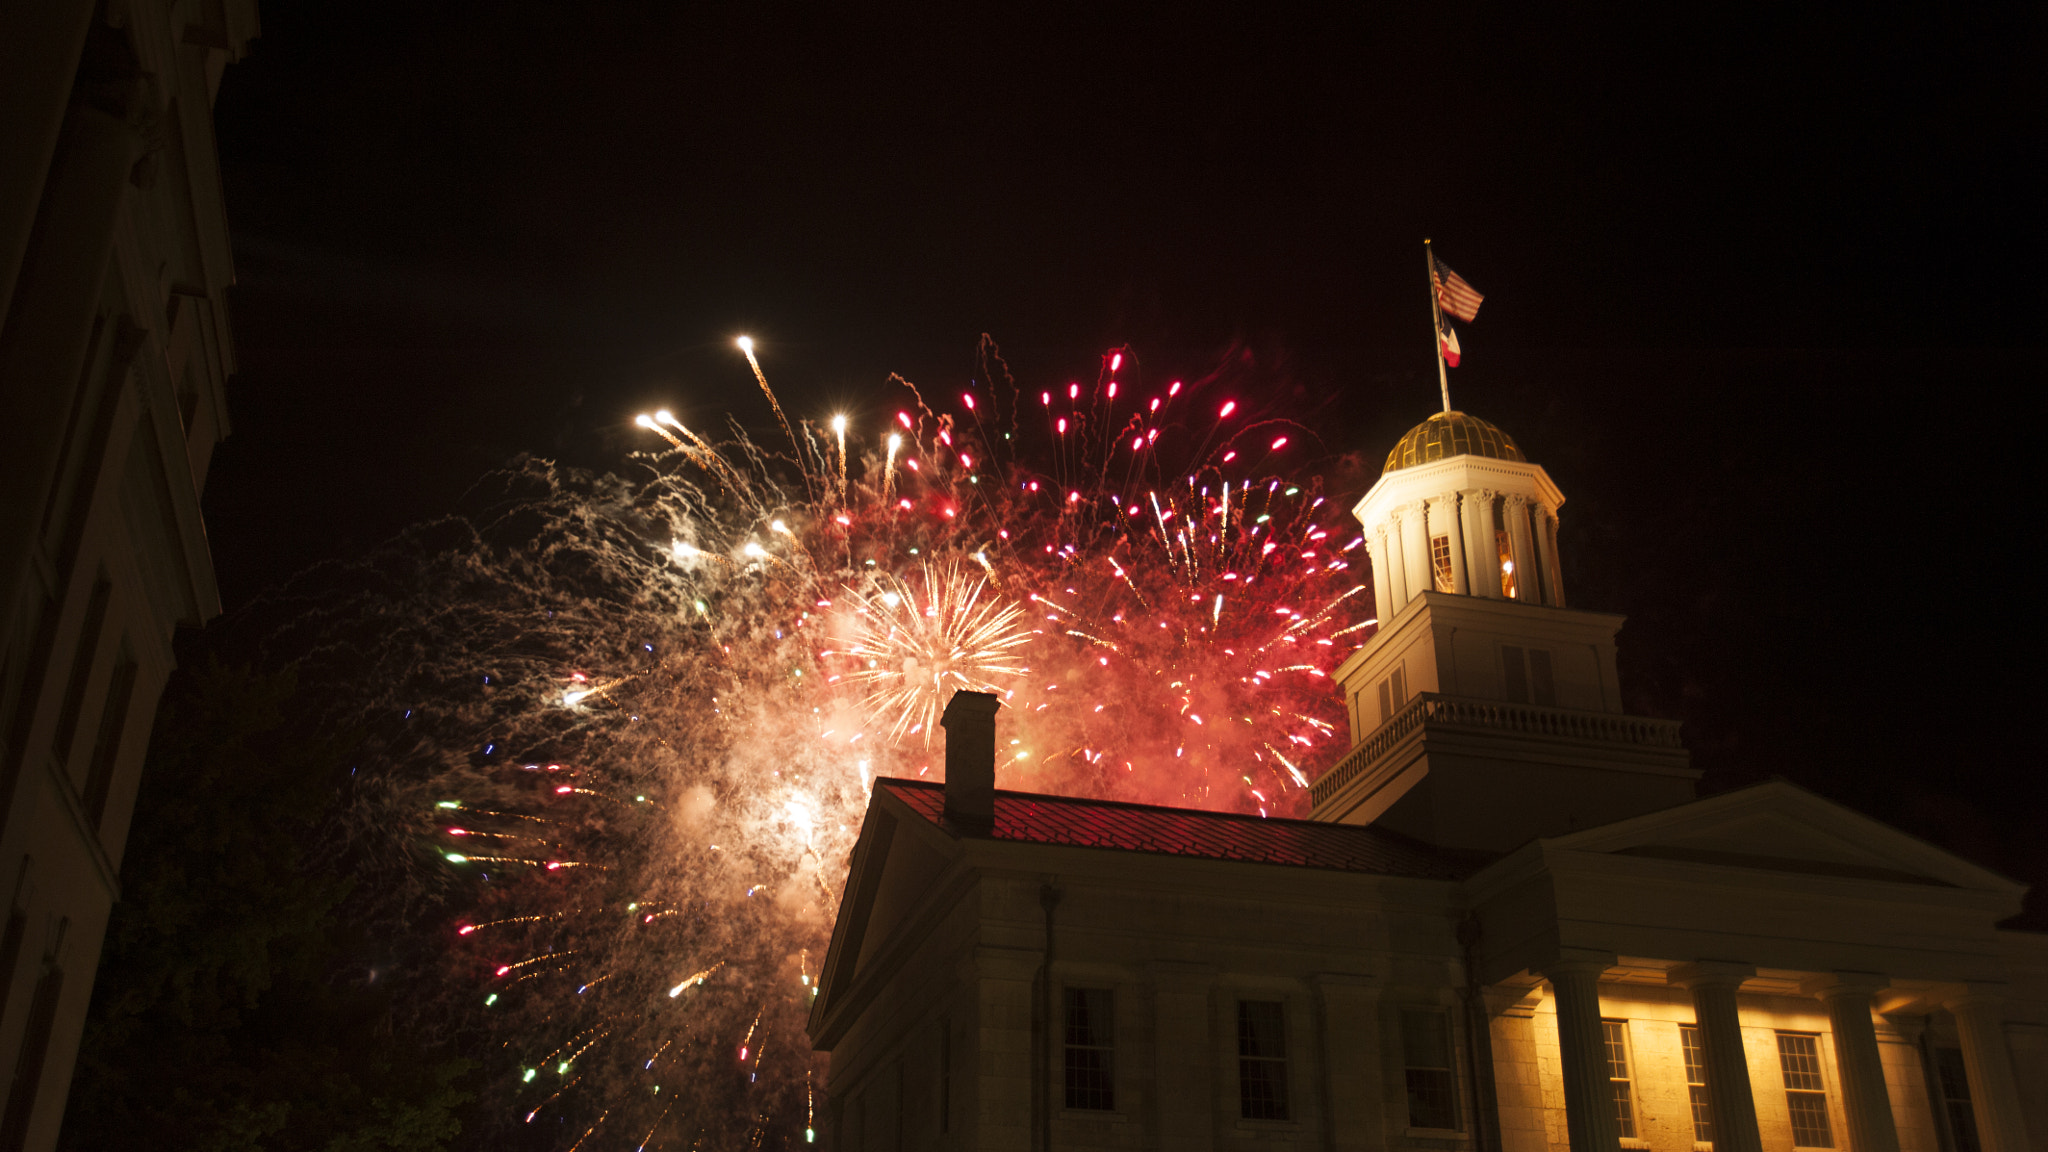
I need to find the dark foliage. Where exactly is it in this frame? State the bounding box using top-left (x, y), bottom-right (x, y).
top-left (63, 657), bottom-right (473, 1152)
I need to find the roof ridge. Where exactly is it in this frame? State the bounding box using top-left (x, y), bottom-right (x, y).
top-left (875, 776), bottom-right (1420, 839)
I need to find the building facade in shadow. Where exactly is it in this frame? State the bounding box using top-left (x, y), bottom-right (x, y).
top-left (0, 2), bottom-right (258, 1149)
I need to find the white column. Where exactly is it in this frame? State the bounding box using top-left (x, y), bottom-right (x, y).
top-left (1381, 525), bottom-right (1408, 612)
top-left (1669, 963), bottom-right (1764, 1152)
top-left (1502, 495), bottom-right (1537, 602)
top-left (1947, 991), bottom-right (2031, 1152)
top-left (1428, 495), bottom-right (1466, 594)
top-left (1544, 955), bottom-right (1622, 1152)
top-left (1400, 502), bottom-right (1432, 604)
top-left (1463, 491), bottom-right (1500, 599)
top-left (1366, 525), bottom-right (1393, 625)
top-left (1537, 506), bottom-right (1566, 608)
top-left (1806, 974), bottom-right (1901, 1152)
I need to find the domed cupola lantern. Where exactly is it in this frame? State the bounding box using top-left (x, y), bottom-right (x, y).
top-left (1355, 409), bottom-right (1566, 628)
top-left (1313, 408), bottom-right (1695, 850)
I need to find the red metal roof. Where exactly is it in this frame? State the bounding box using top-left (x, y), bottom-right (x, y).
top-left (879, 779), bottom-right (1472, 880)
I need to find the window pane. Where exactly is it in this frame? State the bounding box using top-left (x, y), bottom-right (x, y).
top-left (1680, 1026), bottom-right (1707, 1084)
top-left (1402, 1010), bottom-right (1457, 1129)
top-left (1063, 989), bottom-right (1114, 1111)
top-left (1402, 1009), bottom-right (1451, 1069)
top-left (1937, 1049), bottom-right (1979, 1152)
top-left (1431, 535), bottom-right (1454, 592)
top-left (1238, 1001), bottom-right (1285, 1059)
top-left (1238, 1001), bottom-right (1288, 1120)
top-left (1611, 1080), bottom-right (1637, 1139)
top-left (1777, 1034), bottom-right (1825, 1092)
top-left (1406, 1069), bottom-right (1458, 1130)
top-left (1778, 1034), bottom-right (1832, 1148)
top-left (1602, 1021), bottom-right (1636, 1138)
top-left (1681, 1025), bottom-right (1712, 1143)
top-left (1602, 1021), bottom-right (1632, 1079)
top-left (1786, 1092), bottom-right (1834, 1148)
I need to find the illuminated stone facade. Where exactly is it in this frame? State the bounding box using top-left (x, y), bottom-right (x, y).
top-left (0, 2), bottom-right (257, 1148)
top-left (810, 416), bottom-right (2048, 1152)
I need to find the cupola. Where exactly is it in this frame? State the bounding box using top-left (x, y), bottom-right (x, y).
top-left (1353, 410), bottom-right (1565, 627)
top-left (1314, 410), bottom-right (1697, 850)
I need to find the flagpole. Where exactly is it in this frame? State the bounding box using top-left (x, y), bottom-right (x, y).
top-left (1425, 238), bottom-right (1451, 413)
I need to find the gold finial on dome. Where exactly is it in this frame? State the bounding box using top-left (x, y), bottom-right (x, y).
top-left (1382, 410), bottom-right (1524, 474)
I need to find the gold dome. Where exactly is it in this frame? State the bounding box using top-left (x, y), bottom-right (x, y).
top-left (1382, 410), bottom-right (1525, 474)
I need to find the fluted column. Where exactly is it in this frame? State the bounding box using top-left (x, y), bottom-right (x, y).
top-left (1805, 973), bottom-right (1900, 1152)
top-left (1381, 525), bottom-right (1409, 612)
top-left (1366, 527), bottom-right (1393, 625)
top-left (1501, 496), bottom-right (1537, 601)
top-left (1400, 502), bottom-right (1432, 604)
top-left (1669, 962), bottom-right (1763, 1152)
top-left (1463, 491), bottom-right (1500, 599)
top-left (1947, 990), bottom-right (2030, 1152)
top-left (1537, 505), bottom-right (1566, 607)
top-left (1428, 495), bottom-right (1467, 593)
top-left (1544, 955), bottom-right (1621, 1152)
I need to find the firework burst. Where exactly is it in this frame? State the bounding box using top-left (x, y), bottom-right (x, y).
top-left (834, 561), bottom-right (1032, 746)
top-left (256, 335), bottom-right (1374, 1149)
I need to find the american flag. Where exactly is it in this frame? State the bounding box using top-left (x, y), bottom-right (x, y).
top-left (1432, 256), bottom-right (1484, 322)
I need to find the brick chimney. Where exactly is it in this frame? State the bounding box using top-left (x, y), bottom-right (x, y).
top-left (940, 690), bottom-right (1001, 830)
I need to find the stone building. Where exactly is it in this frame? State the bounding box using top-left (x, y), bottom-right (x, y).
top-left (0, 2), bottom-right (257, 1148)
top-left (807, 411), bottom-right (2048, 1152)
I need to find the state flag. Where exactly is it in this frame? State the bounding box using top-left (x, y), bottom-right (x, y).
top-left (1438, 317), bottom-right (1462, 367)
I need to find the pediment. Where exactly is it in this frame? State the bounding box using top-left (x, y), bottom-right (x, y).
top-left (806, 784), bottom-right (961, 1045)
top-left (1547, 780), bottom-right (2021, 894)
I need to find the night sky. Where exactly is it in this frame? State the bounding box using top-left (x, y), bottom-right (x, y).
top-left (199, 2), bottom-right (2047, 916)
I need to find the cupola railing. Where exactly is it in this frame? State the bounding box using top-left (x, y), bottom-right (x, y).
top-left (1311, 692), bottom-right (1686, 808)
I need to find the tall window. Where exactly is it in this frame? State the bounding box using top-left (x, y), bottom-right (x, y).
top-left (1063, 988), bottom-right (1114, 1111)
top-left (1935, 1048), bottom-right (1979, 1152)
top-left (1603, 1021), bottom-right (1639, 1139)
top-left (1237, 1000), bottom-right (1289, 1120)
top-left (1401, 1008), bottom-right (1459, 1130)
top-left (1497, 530), bottom-right (1519, 599)
top-left (0, 962), bottom-right (65, 1152)
top-left (83, 643), bottom-right (137, 827)
top-left (1775, 1033), bottom-right (1834, 1148)
top-left (50, 576), bottom-right (111, 766)
top-left (1680, 1025), bottom-right (1713, 1143)
top-left (1431, 535), bottom-right (1454, 592)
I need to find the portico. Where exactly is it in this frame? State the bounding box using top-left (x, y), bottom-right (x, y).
top-left (1466, 782), bottom-right (2039, 1152)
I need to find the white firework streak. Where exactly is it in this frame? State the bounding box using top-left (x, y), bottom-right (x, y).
top-left (838, 561), bottom-right (1032, 746)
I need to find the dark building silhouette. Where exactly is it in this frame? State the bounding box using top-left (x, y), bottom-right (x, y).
top-left (0, 2), bottom-right (257, 1148)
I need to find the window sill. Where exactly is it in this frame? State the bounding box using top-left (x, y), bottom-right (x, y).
top-left (1695, 1144), bottom-right (1715, 1152)
top-left (1236, 1118), bottom-right (1301, 1131)
top-left (1059, 1110), bottom-right (1127, 1123)
top-left (1620, 1141), bottom-right (1652, 1151)
top-left (1404, 1127), bottom-right (1467, 1140)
